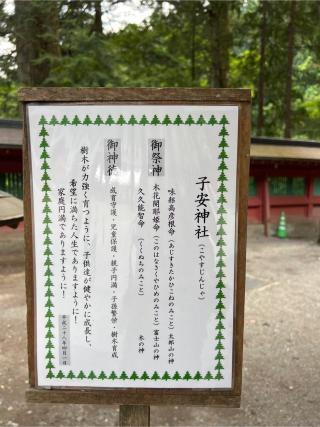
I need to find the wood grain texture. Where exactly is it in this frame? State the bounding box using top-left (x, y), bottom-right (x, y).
top-left (21, 88), bottom-right (251, 407)
top-left (119, 405), bottom-right (150, 426)
top-left (233, 102), bottom-right (251, 395)
top-left (25, 388), bottom-right (241, 407)
top-left (18, 87), bottom-right (251, 103)
top-left (23, 105), bottom-right (36, 387)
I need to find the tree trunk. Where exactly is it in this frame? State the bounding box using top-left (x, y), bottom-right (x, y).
top-left (14, 0), bottom-right (33, 85)
top-left (284, 0), bottom-right (297, 139)
top-left (257, 0), bottom-right (268, 137)
top-left (190, 2), bottom-right (196, 85)
top-left (92, 1), bottom-right (103, 34)
top-left (207, 1), bottom-right (230, 88)
top-left (14, 0), bottom-right (60, 86)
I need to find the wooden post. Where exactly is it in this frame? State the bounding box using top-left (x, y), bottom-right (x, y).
top-left (119, 405), bottom-right (150, 427)
top-left (306, 176), bottom-right (313, 218)
top-left (262, 176), bottom-right (270, 237)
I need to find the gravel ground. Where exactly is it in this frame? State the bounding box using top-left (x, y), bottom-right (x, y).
top-left (0, 227), bottom-right (319, 427)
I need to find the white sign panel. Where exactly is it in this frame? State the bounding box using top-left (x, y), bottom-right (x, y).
top-left (28, 105), bottom-right (239, 389)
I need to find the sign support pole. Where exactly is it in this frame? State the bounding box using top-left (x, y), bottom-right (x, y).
top-left (119, 405), bottom-right (150, 426)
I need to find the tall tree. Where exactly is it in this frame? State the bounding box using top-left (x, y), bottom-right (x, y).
top-left (14, 0), bottom-right (60, 85)
top-left (92, 1), bottom-right (103, 34)
top-left (206, 1), bottom-right (232, 88)
top-left (284, 0), bottom-right (297, 138)
top-left (189, 1), bottom-right (198, 85)
top-left (257, 0), bottom-right (268, 136)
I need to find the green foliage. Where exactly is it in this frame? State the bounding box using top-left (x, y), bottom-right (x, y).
top-left (0, 81), bottom-right (19, 119)
top-left (1, 1), bottom-right (320, 140)
top-left (45, 27), bottom-right (115, 87)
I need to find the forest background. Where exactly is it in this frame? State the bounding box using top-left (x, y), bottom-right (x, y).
top-left (0, 0), bottom-right (320, 140)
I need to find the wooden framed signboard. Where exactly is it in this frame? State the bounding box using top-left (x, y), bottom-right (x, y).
top-left (20, 88), bottom-right (250, 407)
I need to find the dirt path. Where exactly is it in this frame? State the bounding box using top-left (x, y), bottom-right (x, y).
top-left (0, 228), bottom-right (319, 426)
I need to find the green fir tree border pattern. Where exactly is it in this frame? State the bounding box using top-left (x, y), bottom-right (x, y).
top-left (38, 113), bottom-right (229, 382)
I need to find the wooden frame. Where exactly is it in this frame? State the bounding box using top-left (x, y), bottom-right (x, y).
top-left (20, 88), bottom-right (251, 407)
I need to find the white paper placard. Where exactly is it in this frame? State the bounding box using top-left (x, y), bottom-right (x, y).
top-left (28, 104), bottom-right (238, 389)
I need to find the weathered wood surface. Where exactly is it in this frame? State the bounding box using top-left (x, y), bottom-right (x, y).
top-left (18, 87), bottom-right (251, 103)
top-left (25, 388), bottom-right (241, 406)
top-left (233, 102), bottom-right (251, 394)
top-left (119, 405), bottom-right (150, 426)
top-left (23, 106), bottom-right (36, 387)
